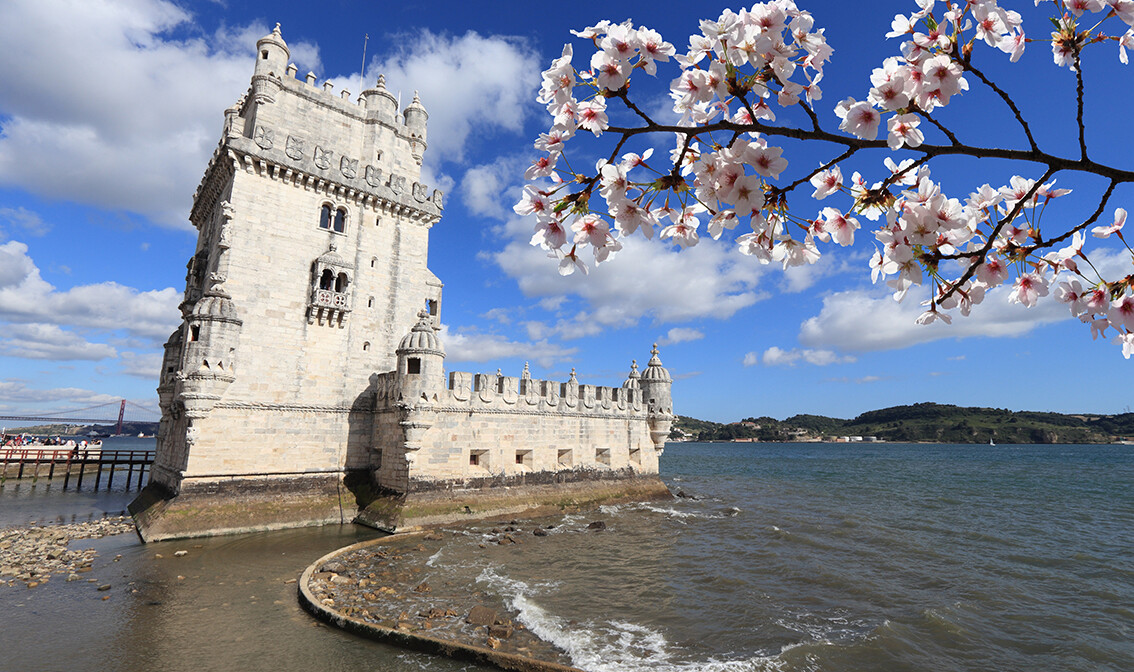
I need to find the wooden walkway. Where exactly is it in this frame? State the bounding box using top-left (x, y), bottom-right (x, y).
top-left (0, 447), bottom-right (154, 491)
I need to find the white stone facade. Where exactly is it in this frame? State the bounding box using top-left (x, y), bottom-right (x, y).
top-left (135, 25), bottom-right (672, 539)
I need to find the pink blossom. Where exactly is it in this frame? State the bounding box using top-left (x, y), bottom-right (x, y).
top-left (887, 113), bottom-right (924, 149)
top-left (810, 166), bottom-right (842, 199)
top-left (1056, 279), bottom-right (1088, 316)
top-left (571, 214), bottom-right (610, 247)
top-left (531, 219), bottom-right (567, 250)
top-left (834, 98), bottom-right (881, 140)
top-left (1109, 294), bottom-right (1134, 331)
top-left (1009, 273), bottom-right (1050, 307)
top-left (558, 247), bottom-right (589, 276)
top-left (576, 99), bottom-right (609, 136)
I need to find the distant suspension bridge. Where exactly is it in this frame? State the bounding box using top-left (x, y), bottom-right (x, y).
top-left (0, 399), bottom-right (162, 435)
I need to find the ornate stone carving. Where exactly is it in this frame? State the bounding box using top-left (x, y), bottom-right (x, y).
top-left (390, 174), bottom-right (406, 195)
top-left (412, 182), bottom-right (428, 203)
top-left (285, 135), bottom-right (305, 160)
top-left (253, 125), bottom-right (274, 150)
top-left (340, 156), bottom-right (358, 179)
top-left (365, 165), bottom-right (384, 188)
top-left (432, 189), bottom-right (444, 208)
top-left (217, 201), bottom-right (235, 249)
top-left (314, 146), bottom-right (333, 170)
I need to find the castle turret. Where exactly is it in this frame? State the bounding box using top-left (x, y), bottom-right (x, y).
top-left (179, 283), bottom-right (242, 420)
top-left (622, 359), bottom-right (641, 390)
top-left (639, 344), bottom-right (673, 451)
top-left (254, 23), bottom-right (290, 77)
top-left (396, 310), bottom-right (445, 403)
top-left (403, 91), bottom-right (428, 164)
top-left (362, 74), bottom-right (399, 124)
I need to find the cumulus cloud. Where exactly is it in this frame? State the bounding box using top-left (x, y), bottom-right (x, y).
top-left (367, 31), bottom-right (540, 164)
top-left (0, 324), bottom-right (117, 361)
top-left (118, 351), bottom-right (164, 380)
top-left (440, 325), bottom-right (577, 369)
top-left (460, 156), bottom-right (528, 220)
top-left (0, 1), bottom-right (323, 226)
top-left (659, 327), bottom-right (704, 345)
top-left (0, 241), bottom-right (181, 343)
top-left (494, 227), bottom-right (769, 339)
top-left (759, 346), bottom-right (856, 367)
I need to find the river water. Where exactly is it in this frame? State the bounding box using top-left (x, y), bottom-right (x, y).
top-left (1, 441), bottom-right (1131, 672)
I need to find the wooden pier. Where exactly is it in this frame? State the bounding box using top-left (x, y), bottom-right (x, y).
top-left (0, 447), bottom-right (154, 491)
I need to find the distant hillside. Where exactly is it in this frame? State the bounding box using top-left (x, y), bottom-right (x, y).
top-left (4, 422), bottom-right (159, 437)
top-left (675, 403), bottom-right (1134, 444)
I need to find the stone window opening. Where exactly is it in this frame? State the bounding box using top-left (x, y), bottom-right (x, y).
top-left (367, 296), bottom-right (374, 308)
top-left (596, 448), bottom-right (611, 466)
top-left (375, 217), bottom-right (381, 227)
top-left (407, 357), bottom-right (421, 374)
top-left (629, 448), bottom-right (641, 465)
top-left (334, 272), bottom-right (348, 293)
top-left (189, 325), bottom-right (200, 342)
top-left (333, 207), bottom-right (347, 233)
top-left (363, 341), bottom-right (370, 351)
top-left (426, 299), bottom-right (437, 316)
top-left (319, 204), bottom-right (332, 229)
top-left (470, 449), bottom-right (488, 468)
top-left (515, 450), bottom-right (532, 468)
top-left (319, 269), bottom-right (335, 290)
top-left (557, 449), bottom-right (572, 468)
top-left (370, 257), bottom-right (377, 268)
top-left (261, 50), bottom-right (268, 60)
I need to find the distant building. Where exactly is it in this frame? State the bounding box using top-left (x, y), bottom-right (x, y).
top-left (130, 25), bottom-right (673, 542)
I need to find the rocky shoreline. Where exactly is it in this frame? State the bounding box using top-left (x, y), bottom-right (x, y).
top-left (305, 521), bottom-right (607, 670)
top-left (0, 516), bottom-right (136, 588)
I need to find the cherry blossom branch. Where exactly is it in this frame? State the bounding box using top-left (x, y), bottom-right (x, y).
top-left (778, 146), bottom-right (858, 195)
top-left (915, 110), bottom-right (961, 146)
top-left (959, 59), bottom-right (1039, 153)
top-left (1074, 52), bottom-right (1088, 161)
top-left (1040, 179), bottom-right (1118, 250)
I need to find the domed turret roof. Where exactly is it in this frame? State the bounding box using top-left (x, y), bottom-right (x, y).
top-left (404, 90), bottom-right (427, 115)
top-left (191, 285), bottom-right (240, 321)
top-left (641, 344), bottom-right (671, 382)
top-left (622, 359), bottom-right (641, 389)
top-left (397, 310), bottom-right (445, 356)
top-left (257, 23), bottom-right (289, 55)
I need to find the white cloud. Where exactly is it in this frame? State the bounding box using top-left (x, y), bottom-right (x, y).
top-left (0, 241), bottom-right (181, 342)
top-left (0, 324), bottom-right (117, 361)
top-left (440, 325), bottom-right (578, 369)
top-left (742, 351), bottom-right (760, 366)
top-left (460, 156), bottom-right (528, 220)
top-left (494, 226), bottom-right (769, 339)
top-left (760, 346), bottom-right (856, 367)
top-left (118, 351), bottom-right (163, 379)
top-left (0, 380), bottom-right (121, 413)
top-left (0, 1), bottom-right (320, 226)
top-left (659, 327), bottom-right (704, 345)
top-left (367, 31), bottom-right (540, 164)
top-left (0, 207), bottom-right (50, 238)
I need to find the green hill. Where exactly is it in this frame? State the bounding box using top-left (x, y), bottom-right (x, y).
top-left (675, 403), bottom-right (1133, 444)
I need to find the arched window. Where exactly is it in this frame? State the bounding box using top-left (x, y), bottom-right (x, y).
top-left (319, 269), bottom-right (335, 290)
top-left (335, 273), bottom-right (348, 293)
top-left (319, 204), bottom-right (332, 229)
top-left (333, 208), bottom-right (347, 233)
top-left (363, 342), bottom-right (371, 352)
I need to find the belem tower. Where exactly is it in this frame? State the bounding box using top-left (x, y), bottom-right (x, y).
top-left (129, 25), bottom-right (674, 542)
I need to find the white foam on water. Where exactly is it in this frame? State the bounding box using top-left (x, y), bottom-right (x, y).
top-left (425, 549), bottom-right (442, 567)
top-left (476, 566), bottom-right (793, 672)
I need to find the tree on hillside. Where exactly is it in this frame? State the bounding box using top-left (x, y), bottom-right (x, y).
top-left (516, 0), bottom-right (1134, 356)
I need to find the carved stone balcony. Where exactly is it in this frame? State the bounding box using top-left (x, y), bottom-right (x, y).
top-left (307, 289), bottom-right (350, 326)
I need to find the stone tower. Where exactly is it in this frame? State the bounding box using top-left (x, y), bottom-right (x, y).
top-left (132, 24), bottom-right (445, 541)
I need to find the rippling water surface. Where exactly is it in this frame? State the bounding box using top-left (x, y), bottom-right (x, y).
top-left (2, 442), bottom-right (1132, 672)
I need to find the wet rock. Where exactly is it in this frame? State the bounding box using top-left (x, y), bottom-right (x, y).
top-left (413, 581), bottom-right (431, 593)
top-left (321, 561), bottom-right (347, 574)
top-left (97, 584), bottom-right (112, 592)
top-left (587, 520), bottom-right (607, 530)
top-left (487, 636), bottom-right (501, 650)
top-left (532, 528), bottom-right (549, 537)
top-left (466, 605), bottom-right (497, 626)
top-left (422, 532), bottom-right (443, 541)
top-left (488, 624), bottom-right (514, 640)
top-left (174, 550), bottom-right (188, 557)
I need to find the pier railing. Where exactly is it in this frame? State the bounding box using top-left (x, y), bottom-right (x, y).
top-left (0, 447), bottom-right (154, 491)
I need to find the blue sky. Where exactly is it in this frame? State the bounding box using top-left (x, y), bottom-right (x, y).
top-left (0, 0), bottom-right (1131, 424)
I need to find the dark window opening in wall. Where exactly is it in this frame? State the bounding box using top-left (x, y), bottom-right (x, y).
top-left (407, 357), bottom-right (421, 374)
top-left (319, 204), bottom-right (332, 229)
top-left (261, 50), bottom-right (268, 60)
top-left (363, 342), bottom-right (370, 351)
top-left (189, 325), bottom-right (200, 341)
top-left (370, 257), bottom-right (377, 268)
top-left (557, 449), bottom-right (572, 468)
top-left (469, 452), bottom-right (480, 466)
top-left (596, 448), bottom-right (611, 466)
top-left (319, 269), bottom-right (335, 290)
top-left (375, 217), bottom-right (381, 227)
top-left (426, 299), bottom-right (437, 315)
top-left (334, 273), bottom-right (348, 293)
top-left (333, 208), bottom-right (347, 233)
top-left (367, 297), bottom-right (374, 308)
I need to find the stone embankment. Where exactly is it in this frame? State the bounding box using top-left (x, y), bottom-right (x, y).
top-left (301, 525), bottom-right (586, 672)
top-left (0, 516), bottom-right (135, 588)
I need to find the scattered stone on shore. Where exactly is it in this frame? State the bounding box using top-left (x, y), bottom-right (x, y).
top-left (586, 520), bottom-right (607, 530)
top-left (0, 516), bottom-right (135, 589)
